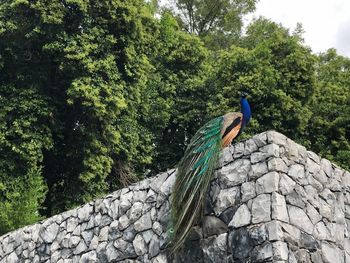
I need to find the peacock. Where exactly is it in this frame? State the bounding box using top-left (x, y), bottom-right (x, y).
top-left (169, 93), bottom-right (251, 253)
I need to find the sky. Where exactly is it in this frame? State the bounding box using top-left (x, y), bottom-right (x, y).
top-left (245, 0), bottom-right (350, 57)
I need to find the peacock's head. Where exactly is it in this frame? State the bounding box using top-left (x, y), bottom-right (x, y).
top-left (240, 91), bottom-right (249, 99)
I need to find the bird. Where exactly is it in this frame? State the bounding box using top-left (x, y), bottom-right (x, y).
top-left (168, 93), bottom-right (251, 253)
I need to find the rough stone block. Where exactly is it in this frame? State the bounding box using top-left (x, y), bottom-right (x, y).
top-left (271, 192), bottom-right (289, 223)
top-left (214, 187), bottom-right (240, 215)
top-left (252, 194), bottom-right (271, 223)
top-left (229, 204), bottom-right (251, 228)
top-left (321, 242), bottom-right (344, 263)
top-left (250, 161), bottom-right (268, 179)
top-left (267, 131), bottom-right (287, 146)
top-left (288, 205), bottom-right (313, 234)
top-left (241, 181), bottom-right (256, 202)
top-left (268, 158), bottom-right (288, 173)
top-left (272, 241), bottom-right (288, 261)
top-left (279, 173), bottom-right (296, 195)
top-left (256, 172), bottom-right (279, 195)
top-left (216, 159), bottom-right (251, 187)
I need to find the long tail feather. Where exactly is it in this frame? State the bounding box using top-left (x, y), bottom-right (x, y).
top-left (169, 116), bottom-right (223, 253)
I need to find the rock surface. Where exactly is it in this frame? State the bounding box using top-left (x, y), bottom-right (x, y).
top-left (0, 131), bottom-right (349, 263)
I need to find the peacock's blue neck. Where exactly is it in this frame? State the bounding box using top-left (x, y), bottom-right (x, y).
top-left (240, 97), bottom-right (251, 128)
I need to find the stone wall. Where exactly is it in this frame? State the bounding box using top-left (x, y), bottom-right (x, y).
top-left (0, 131), bottom-right (349, 263)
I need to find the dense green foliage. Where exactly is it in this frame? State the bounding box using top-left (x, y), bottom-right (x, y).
top-left (0, 0), bottom-right (349, 234)
top-left (172, 0), bottom-right (258, 49)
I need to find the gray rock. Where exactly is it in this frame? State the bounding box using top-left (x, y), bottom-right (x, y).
top-left (320, 158), bottom-right (332, 176)
top-left (285, 138), bottom-right (300, 159)
top-left (321, 242), bottom-right (344, 263)
top-left (214, 187), bottom-right (240, 215)
top-left (149, 235), bottom-right (160, 258)
top-left (119, 191), bottom-right (133, 214)
top-left (72, 225), bottom-right (81, 236)
top-left (69, 236), bottom-right (81, 247)
top-left (119, 214), bottom-right (130, 231)
top-left (250, 162), bottom-right (268, 179)
top-left (202, 233), bottom-right (227, 262)
top-left (77, 204), bottom-right (94, 222)
top-left (150, 172), bottom-right (169, 193)
top-left (108, 220), bottom-right (121, 240)
top-left (110, 199), bottom-right (119, 220)
top-left (152, 222), bottom-right (163, 236)
top-left (80, 251), bottom-right (97, 263)
top-left (273, 241), bottom-right (288, 261)
top-left (318, 198), bottom-right (333, 221)
top-left (142, 229), bottom-right (153, 244)
top-left (307, 151), bottom-right (320, 164)
top-left (6, 252), bottom-right (18, 263)
top-left (133, 234), bottom-right (147, 256)
top-left (280, 222), bottom-right (301, 246)
top-left (288, 164), bottom-right (305, 184)
top-left (134, 213), bottom-right (152, 232)
top-left (123, 225), bottom-right (136, 242)
top-left (288, 205), bottom-right (313, 234)
top-left (268, 158), bottom-right (288, 173)
top-left (202, 216), bottom-right (228, 238)
top-left (267, 131), bottom-right (287, 146)
top-left (250, 152), bottom-right (268, 164)
top-left (40, 222), bottom-right (59, 243)
top-left (256, 172), bottom-right (279, 194)
top-left (286, 191), bottom-right (305, 208)
top-left (300, 232), bottom-right (319, 250)
top-left (146, 189), bottom-right (157, 203)
top-left (244, 139), bottom-right (258, 155)
top-left (295, 249), bottom-right (312, 263)
top-left (159, 171), bottom-right (176, 195)
top-left (253, 132), bottom-right (268, 147)
top-left (251, 242), bottom-right (273, 262)
top-left (288, 251), bottom-right (298, 263)
top-left (74, 240), bottom-right (87, 254)
top-left (252, 194), bottom-right (271, 223)
top-left (271, 192), bottom-right (289, 223)
top-left (219, 146), bottom-right (234, 166)
top-left (105, 243), bottom-right (119, 262)
top-left (128, 202), bottom-right (143, 223)
top-left (342, 171), bottom-right (350, 191)
top-left (311, 251), bottom-right (323, 263)
top-left (241, 181), bottom-right (256, 202)
top-left (133, 190), bottom-right (147, 203)
top-left (307, 175), bottom-right (323, 192)
top-left (151, 253), bottom-right (167, 263)
top-left (216, 159), bottom-right (250, 187)
top-left (228, 228), bottom-right (253, 259)
top-left (233, 142), bottom-right (244, 158)
top-left (326, 222), bottom-right (345, 244)
top-left (229, 204), bottom-right (251, 228)
top-left (249, 224), bottom-right (268, 245)
top-left (314, 221), bottom-right (329, 240)
top-left (306, 203), bottom-right (321, 224)
top-left (279, 173), bottom-right (296, 195)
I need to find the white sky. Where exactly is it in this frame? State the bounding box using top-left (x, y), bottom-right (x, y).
top-left (246, 0), bottom-right (350, 57)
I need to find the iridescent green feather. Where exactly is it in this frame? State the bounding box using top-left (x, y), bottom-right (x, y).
top-left (169, 116), bottom-right (224, 253)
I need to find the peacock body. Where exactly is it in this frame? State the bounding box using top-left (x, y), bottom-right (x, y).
top-left (169, 95), bottom-right (251, 253)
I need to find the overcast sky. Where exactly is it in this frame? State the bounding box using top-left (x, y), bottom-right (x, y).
top-left (246, 0), bottom-right (350, 57)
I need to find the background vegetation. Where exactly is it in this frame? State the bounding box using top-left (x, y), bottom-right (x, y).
top-left (0, 0), bottom-right (349, 234)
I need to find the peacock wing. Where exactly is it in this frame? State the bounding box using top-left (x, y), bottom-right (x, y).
top-left (170, 116), bottom-right (224, 253)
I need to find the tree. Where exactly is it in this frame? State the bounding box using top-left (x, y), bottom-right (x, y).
top-left (147, 12), bottom-right (211, 173)
top-left (171, 0), bottom-right (258, 49)
top-left (0, 0), bottom-right (166, 223)
top-left (308, 49), bottom-right (350, 170)
top-left (206, 18), bottom-right (316, 142)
